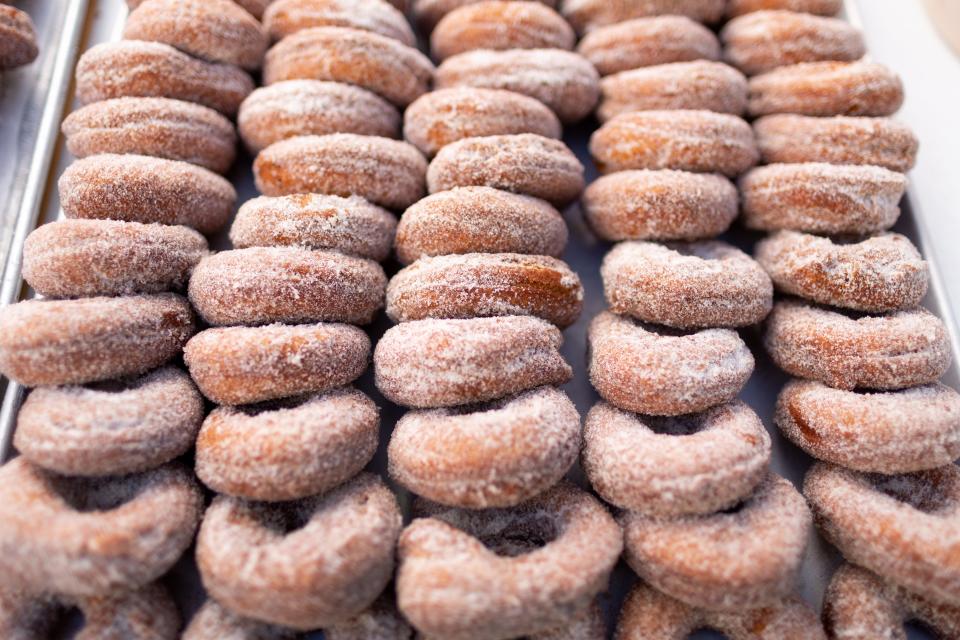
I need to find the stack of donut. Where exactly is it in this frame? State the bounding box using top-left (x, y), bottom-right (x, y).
top-left (0, 2), bottom-right (38, 71)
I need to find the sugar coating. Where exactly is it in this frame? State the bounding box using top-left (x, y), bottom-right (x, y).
top-left (184, 600), bottom-right (297, 639)
top-left (264, 0), bottom-right (415, 46)
top-left (125, 0), bottom-right (277, 18)
top-left (726, 0), bottom-right (841, 17)
top-left (0, 5), bottom-right (38, 69)
top-left (414, 0), bottom-right (558, 32)
top-left (561, 0), bottom-right (725, 35)
top-left (534, 603), bottom-right (606, 640)
top-left (375, 316), bottom-right (572, 408)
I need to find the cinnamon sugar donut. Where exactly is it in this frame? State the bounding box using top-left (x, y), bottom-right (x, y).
top-left (588, 312), bottom-right (754, 416)
top-left (748, 60), bottom-right (904, 117)
top-left (231, 193), bottom-right (397, 261)
top-left (561, 0), bottom-right (726, 35)
top-left (776, 379), bottom-right (960, 475)
top-left (427, 134), bottom-right (584, 206)
top-left (22, 219), bottom-right (208, 298)
top-left (622, 473), bottom-right (811, 611)
top-left (184, 322), bottom-right (370, 405)
top-left (59, 153), bottom-right (236, 234)
top-left (590, 110), bottom-right (758, 176)
top-left (0, 5), bottom-right (38, 69)
top-left (577, 16), bottom-right (721, 76)
top-left (238, 80), bottom-right (400, 154)
top-left (603, 240), bottom-right (773, 329)
top-left (0, 459), bottom-right (202, 596)
top-left (75, 40), bottom-right (255, 117)
top-left (125, 0), bottom-right (279, 18)
top-left (0, 294), bottom-right (194, 388)
top-left (764, 301), bottom-right (951, 391)
top-left (188, 247), bottom-right (386, 326)
top-left (326, 594), bottom-right (414, 640)
top-left (254, 134), bottom-right (427, 210)
top-left (263, 0), bottom-right (415, 45)
top-left (184, 600), bottom-right (298, 640)
top-left (197, 473), bottom-right (402, 629)
top-left (388, 386), bottom-right (580, 508)
top-left (535, 604), bottom-right (606, 640)
top-left (375, 316), bottom-right (572, 408)
top-left (804, 462), bottom-right (960, 606)
top-left (740, 163), bottom-right (908, 235)
top-left (727, 0), bottom-right (841, 17)
top-left (756, 231), bottom-right (929, 313)
top-left (396, 482), bottom-right (623, 639)
top-left (434, 48), bottom-right (599, 123)
top-left (386, 253), bottom-right (583, 327)
top-left (124, 0), bottom-right (267, 70)
top-left (14, 366), bottom-right (204, 477)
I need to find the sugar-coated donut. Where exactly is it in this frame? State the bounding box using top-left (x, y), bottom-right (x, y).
top-left (389, 386), bottom-right (580, 508)
top-left (0, 294), bottom-right (194, 388)
top-left (804, 462), bottom-right (960, 606)
top-left (127, 0), bottom-right (279, 19)
top-left (75, 40), bottom-right (255, 117)
top-left (590, 110), bottom-right (758, 177)
top-left (263, 26), bottom-right (434, 107)
top-left (188, 247), bottom-right (386, 326)
top-left (395, 186), bottom-right (567, 264)
top-left (748, 60), bottom-right (904, 117)
top-left (197, 473), bottom-right (402, 629)
top-left (756, 231), bottom-right (928, 313)
top-left (764, 301), bottom-right (951, 391)
top-left (184, 322), bottom-right (370, 405)
top-left (414, 0), bottom-right (558, 32)
top-left (534, 604), bottom-right (606, 640)
top-left (325, 593), bottom-right (413, 640)
top-left (0, 459), bottom-right (202, 596)
top-left (375, 316), bottom-right (572, 408)
top-left (588, 311), bottom-right (754, 416)
top-left (622, 473), bottom-right (812, 611)
top-left (397, 483), bottom-right (623, 639)
top-left (434, 48), bottom-right (599, 123)
top-left (427, 133), bottom-right (585, 206)
top-left (602, 240), bottom-right (773, 329)
top-left (253, 134), bottom-right (427, 210)
top-left (740, 163), bottom-right (907, 235)
top-left (727, 0), bottom-right (841, 17)
top-left (561, 0), bottom-right (726, 35)
top-left (14, 366), bottom-right (203, 477)
top-left (59, 153), bottom-right (236, 234)
top-left (753, 115), bottom-right (918, 172)
top-left (238, 80), bottom-right (400, 154)
top-left (264, 0), bottom-right (415, 45)
top-left (184, 600), bottom-right (297, 640)
top-left (0, 6), bottom-right (37, 70)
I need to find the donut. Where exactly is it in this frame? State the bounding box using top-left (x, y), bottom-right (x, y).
top-left (197, 473), bottom-right (402, 629)
top-left (427, 134), bottom-right (584, 206)
top-left (0, 587), bottom-right (59, 639)
top-left (75, 40), bottom-right (255, 117)
top-left (230, 193), bottom-right (397, 261)
top-left (188, 247), bottom-right (386, 326)
top-left (237, 80), bottom-right (400, 154)
top-left (602, 240), bottom-right (773, 329)
top-left (755, 231), bottom-right (929, 313)
top-left (375, 316), bottom-right (572, 408)
top-left (59, 153), bottom-right (236, 234)
top-left (325, 593), bottom-right (413, 640)
top-left (583, 170), bottom-right (737, 242)
top-left (727, 0), bottom-right (841, 17)
top-left (561, 0), bottom-right (726, 34)
top-left (263, 26), bottom-right (434, 107)
top-left (396, 482), bottom-right (623, 639)
top-left (124, 0), bottom-right (268, 70)
top-left (588, 311), bottom-right (754, 416)
top-left (622, 473), bottom-right (811, 611)
top-left (597, 61), bottom-right (748, 121)
top-left (184, 600), bottom-right (298, 640)
top-left (0, 294), bottom-right (194, 388)
top-left (748, 60), bottom-right (904, 117)
top-left (184, 322), bottom-right (370, 405)
top-left (534, 604), bottom-right (606, 640)
top-left (253, 134), bottom-right (427, 210)
top-left (431, 2), bottom-right (574, 61)
top-left (403, 87), bottom-right (562, 157)
top-left (804, 462), bottom-right (960, 606)
top-left (764, 300), bottom-right (951, 391)
top-left (739, 163), bottom-right (908, 235)
top-left (22, 219), bottom-right (208, 299)
top-left (434, 48), bottom-right (599, 123)
top-left (590, 110), bottom-right (758, 177)
top-left (14, 366), bottom-right (203, 477)
top-left (0, 459), bottom-right (202, 596)
top-left (389, 386), bottom-right (580, 508)
top-left (386, 253), bottom-right (583, 327)
top-left (263, 0), bottom-right (415, 45)
top-left (0, 5), bottom-right (38, 69)
top-left (577, 16), bottom-right (721, 76)
top-left (125, 0), bottom-right (279, 19)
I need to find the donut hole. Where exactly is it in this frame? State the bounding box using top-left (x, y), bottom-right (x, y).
top-left (249, 500), bottom-right (315, 535)
top-left (644, 415), bottom-right (706, 437)
top-left (870, 471), bottom-right (953, 513)
top-left (234, 394), bottom-right (312, 417)
top-left (476, 514), bottom-right (559, 557)
top-left (50, 474), bottom-right (148, 513)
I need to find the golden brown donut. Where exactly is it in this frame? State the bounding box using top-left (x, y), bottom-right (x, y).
top-left (197, 473), bottom-right (402, 629)
top-left (125, 0), bottom-right (279, 18)
top-left (325, 593), bottom-right (413, 640)
top-left (427, 133), bottom-right (584, 206)
top-left (59, 153), bottom-right (236, 234)
top-left (14, 366), bottom-right (204, 477)
top-left (727, 0), bottom-right (841, 17)
top-left (415, 0), bottom-right (557, 30)
top-left (0, 294), bottom-right (194, 388)
top-left (263, 0), bottom-right (415, 45)
top-left (184, 322), bottom-right (370, 405)
top-left (183, 600), bottom-right (298, 640)
top-left (375, 316), bottom-right (572, 408)
top-left (253, 133), bottom-right (427, 210)
top-left (590, 110), bottom-right (758, 177)
top-left (561, 0), bottom-right (726, 35)
top-left (0, 5), bottom-right (37, 69)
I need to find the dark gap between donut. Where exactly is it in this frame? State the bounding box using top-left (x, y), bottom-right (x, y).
top-left (718, 500), bottom-right (748, 516)
top-left (634, 321), bottom-right (702, 338)
top-left (869, 471), bottom-right (951, 513)
top-left (49, 474), bottom-right (146, 512)
top-left (234, 393), bottom-right (314, 417)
